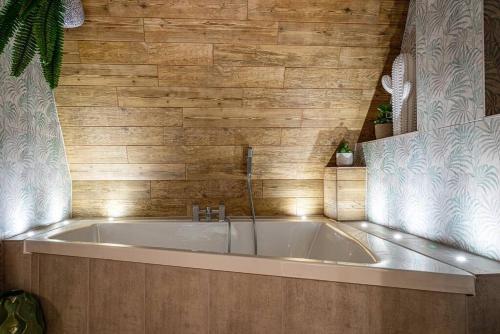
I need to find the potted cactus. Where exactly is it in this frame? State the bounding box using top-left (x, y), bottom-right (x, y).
top-left (374, 103), bottom-right (393, 139)
top-left (336, 141), bottom-right (354, 167)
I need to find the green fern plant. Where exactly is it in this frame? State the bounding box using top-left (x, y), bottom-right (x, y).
top-left (0, 0), bottom-right (65, 88)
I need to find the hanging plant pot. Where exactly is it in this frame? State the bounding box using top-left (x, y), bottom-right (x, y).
top-left (63, 0), bottom-right (85, 28)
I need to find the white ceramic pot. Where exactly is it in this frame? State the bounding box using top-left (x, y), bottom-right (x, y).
top-left (336, 153), bottom-right (354, 167)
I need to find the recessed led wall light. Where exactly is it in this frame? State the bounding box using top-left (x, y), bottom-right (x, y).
top-left (361, 223), bottom-right (368, 228)
top-left (456, 256), bottom-right (467, 263)
top-left (393, 233), bottom-right (402, 240)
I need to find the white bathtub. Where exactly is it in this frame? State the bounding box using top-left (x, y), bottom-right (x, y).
top-left (46, 219), bottom-right (376, 264)
top-left (22, 217), bottom-right (475, 294)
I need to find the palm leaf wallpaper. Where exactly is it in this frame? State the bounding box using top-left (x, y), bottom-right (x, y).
top-left (484, 0), bottom-right (500, 116)
top-left (0, 41), bottom-right (71, 238)
top-left (364, 117), bottom-right (500, 260)
top-left (365, 0), bottom-right (500, 261)
top-left (416, 0), bottom-right (485, 131)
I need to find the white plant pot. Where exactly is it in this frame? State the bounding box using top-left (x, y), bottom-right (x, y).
top-left (336, 153), bottom-right (354, 167)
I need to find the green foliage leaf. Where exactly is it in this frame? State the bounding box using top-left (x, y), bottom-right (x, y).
top-left (375, 103), bottom-right (393, 124)
top-left (41, 21), bottom-right (63, 89)
top-left (337, 140), bottom-right (352, 153)
top-left (0, 0), bottom-right (65, 87)
top-left (0, 0), bottom-right (23, 54)
top-left (11, 12), bottom-right (38, 77)
top-left (19, 0), bottom-right (42, 19)
top-left (34, 0), bottom-right (64, 64)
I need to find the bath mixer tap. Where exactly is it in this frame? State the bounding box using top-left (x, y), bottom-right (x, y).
top-left (192, 203), bottom-right (225, 222)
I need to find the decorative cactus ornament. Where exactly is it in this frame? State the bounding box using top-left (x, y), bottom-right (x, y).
top-left (382, 53), bottom-right (414, 135)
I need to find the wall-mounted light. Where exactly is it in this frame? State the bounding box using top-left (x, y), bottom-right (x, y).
top-left (455, 256), bottom-right (467, 263)
top-left (393, 233), bottom-right (402, 240)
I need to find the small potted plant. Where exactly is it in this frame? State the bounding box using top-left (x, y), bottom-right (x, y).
top-left (336, 141), bottom-right (354, 167)
top-left (374, 103), bottom-right (393, 139)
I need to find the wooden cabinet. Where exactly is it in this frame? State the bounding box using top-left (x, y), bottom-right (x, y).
top-left (324, 167), bottom-right (366, 221)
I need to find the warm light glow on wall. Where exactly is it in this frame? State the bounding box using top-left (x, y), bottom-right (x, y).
top-left (296, 199), bottom-right (313, 217)
top-left (400, 184), bottom-right (431, 236)
top-left (47, 190), bottom-right (69, 224)
top-left (366, 179), bottom-right (389, 224)
top-left (9, 201), bottom-right (31, 237)
top-left (4, 188), bottom-right (70, 238)
top-left (106, 201), bottom-right (126, 218)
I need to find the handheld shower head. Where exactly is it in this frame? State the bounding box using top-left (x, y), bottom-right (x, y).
top-left (247, 147), bottom-right (253, 176)
top-left (246, 146), bottom-right (257, 253)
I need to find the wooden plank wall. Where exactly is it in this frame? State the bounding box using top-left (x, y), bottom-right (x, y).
top-left (58, 0), bottom-right (408, 217)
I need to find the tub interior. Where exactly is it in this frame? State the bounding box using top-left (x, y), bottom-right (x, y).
top-left (48, 220), bottom-right (376, 264)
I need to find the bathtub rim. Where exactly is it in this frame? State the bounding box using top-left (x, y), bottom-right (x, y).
top-left (17, 216), bottom-right (476, 295)
top-left (23, 236), bottom-right (475, 295)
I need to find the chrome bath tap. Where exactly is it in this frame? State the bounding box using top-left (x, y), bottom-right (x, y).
top-left (192, 203), bottom-right (225, 222)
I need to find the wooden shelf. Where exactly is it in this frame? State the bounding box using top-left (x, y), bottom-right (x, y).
top-left (324, 167), bottom-right (366, 221)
